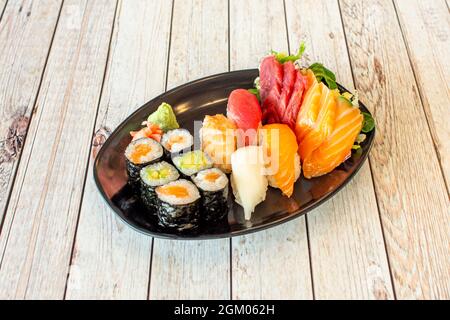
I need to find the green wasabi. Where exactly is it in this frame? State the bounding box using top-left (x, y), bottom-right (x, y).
top-left (147, 102), bottom-right (179, 132)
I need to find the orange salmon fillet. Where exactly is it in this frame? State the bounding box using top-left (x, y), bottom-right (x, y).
top-left (260, 124), bottom-right (300, 197)
top-left (295, 81), bottom-right (322, 144)
top-left (302, 101), bottom-right (363, 178)
top-left (298, 84), bottom-right (339, 161)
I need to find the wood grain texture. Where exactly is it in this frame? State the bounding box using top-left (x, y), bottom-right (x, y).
top-left (0, 0), bottom-right (6, 19)
top-left (148, 0), bottom-right (230, 300)
top-left (65, 0), bottom-right (172, 300)
top-left (0, 0), bottom-right (116, 299)
top-left (340, 0), bottom-right (450, 299)
top-left (0, 0), bottom-right (62, 224)
top-left (285, 0), bottom-right (394, 300)
top-left (394, 0), bottom-right (450, 191)
top-left (230, 0), bottom-right (312, 300)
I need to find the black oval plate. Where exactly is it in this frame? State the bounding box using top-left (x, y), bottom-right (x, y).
top-left (93, 69), bottom-right (374, 240)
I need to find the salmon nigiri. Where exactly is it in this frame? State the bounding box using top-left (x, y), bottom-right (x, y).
top-left (302, 97), bottom-right (363, 178)
top-left (298, 84), bottom-right (339, 161)
top-left (260, 124), bottom-right (301, 197)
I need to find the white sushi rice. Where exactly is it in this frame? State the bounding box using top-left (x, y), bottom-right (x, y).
top-left (161, 129), bottom-right (193, 153)
top-left (125, 137), bottom-right (163, 164)
top-left (155, 179), bottom-right (200, 206)
top-left (140, 161), bottom-right (179, 187)
top-left (192, 168), bottom-right (228, 192)
top-left (172, 150), bottom-right (213, 176)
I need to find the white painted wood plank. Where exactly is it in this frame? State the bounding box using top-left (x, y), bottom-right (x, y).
top-left (340, 0), bottom-right (450, 299)
top-left (285, 0), bottom-right (394, 300)
top-left (65, 0), bottom-right (172, 300)
top-left (149, 0), bottom-right (230, 300)
top-left (230, 0), bottom-right (312, 300)
top-left (0, 0), bottom-right (62, 224)
top-left (394, 0), bottom-right (450, 190)
top-left (0, 0), bottom-right (6, 18)
top-left (0, 0), bottom-right (117, 299)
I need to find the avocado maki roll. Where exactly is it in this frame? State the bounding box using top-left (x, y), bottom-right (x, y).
top-left (155, 179), bottom-right (201, 230)
top-left (125, 137), bottom-right (163, 189)
top-left (160, 128), bottom-right (193, 157)
top-left (192, 168), bottom-right (229, 222)
top-left (172, 150), bottom-right (213, 178)
top-left (140, 161), bottom-right (179, 211)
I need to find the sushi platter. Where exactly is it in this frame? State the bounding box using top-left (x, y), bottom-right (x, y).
top-left (94, 46), bottom-right (375, 239)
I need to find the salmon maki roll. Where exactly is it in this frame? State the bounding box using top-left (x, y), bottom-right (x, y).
top-left (302, 97), bottom-right (363, 178)
top-left (260, 124), bottom-right (301, 197)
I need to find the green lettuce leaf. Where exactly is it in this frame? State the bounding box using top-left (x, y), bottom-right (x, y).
top-left (309, 63), bottom-right (337, 90)
top-left (271, 42), bottom-right (306, 64)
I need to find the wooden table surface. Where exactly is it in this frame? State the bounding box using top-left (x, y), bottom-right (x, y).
top-left (0, 0), bottom-right (448, 300)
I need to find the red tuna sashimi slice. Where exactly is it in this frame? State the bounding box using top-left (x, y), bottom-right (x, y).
top-left (281, 68), bottom-right (306, 130)
top-left (260, 55), bottom-right (283, 102)
top-left (227, 89), bottom-right (262, 146)
top-left (259, 56), bottom-right (307, 130)
top-left (259, 56), bottom-right (283, 123)
top-left (278, 62), bottom-right (297, 126)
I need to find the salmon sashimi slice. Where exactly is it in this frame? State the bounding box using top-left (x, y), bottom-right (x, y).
top-left (294, 80), bottom-right (322, 144)
top-left (302, 99), bottom-right (363, 179)
top-left (299, 84), bottom-right (339, 161)
top-left (303, 69), bottom-right (317, 92)
top-left (260, 124), bottom-right (301, 197)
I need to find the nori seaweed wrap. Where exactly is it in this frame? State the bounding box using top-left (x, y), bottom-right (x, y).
top-left (192, 168), bottom-right (229, 222)
top-left (140, 161), bottom-right (179, 212)
top-left (155, 179), bottom-right (201, 231)
top-left (124, 137), bottom-right (163, 190)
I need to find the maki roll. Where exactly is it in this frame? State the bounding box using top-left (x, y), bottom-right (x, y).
top-left (155, 179), bottom-right (201, 230)
top-left (125, 137), bottom-right (163, 188)
top-left (192, 168), bottom-right (229, 222)
top-left (172, 150), bottom-right (213, 178)
top-left (160, 128), bottom-right (193, 157)
top-left (140, 161), bottom-right (179, 211)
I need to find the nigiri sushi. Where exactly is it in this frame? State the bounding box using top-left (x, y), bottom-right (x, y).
top-left (200, 114), bottom-right (237, 173)
top-left (302, 96), bottom-right (363, 178)
top-left (230, 146), bottom-right (268, 220)
top-left (260, 124), bottom-right (301, 197)
top-left (227, 89), bottom-right (262, 146)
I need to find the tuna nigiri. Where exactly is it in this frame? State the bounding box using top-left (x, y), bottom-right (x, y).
top-left (260, 124), bottom-right (301, 197)
top-left (200, 114), bottom-right (237, 173)
top-left (227, 89), bottom-right (262, 146)
top-left (302, 97), bottom-right (363, 178)
top-left (230, 146), bottom-right (268, 220)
